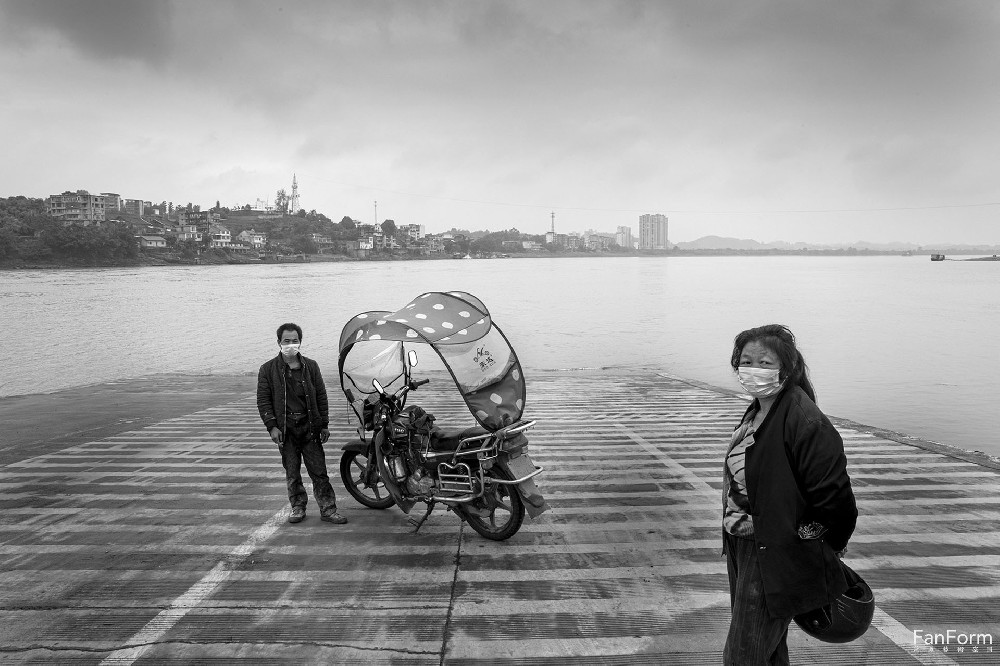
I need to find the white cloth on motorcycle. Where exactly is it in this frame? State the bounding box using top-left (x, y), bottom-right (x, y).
top-left (429, 425), bottom-right (490, 451)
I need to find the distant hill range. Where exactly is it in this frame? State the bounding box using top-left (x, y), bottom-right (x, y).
top-left (673, 236), bottom-right (1000, 253)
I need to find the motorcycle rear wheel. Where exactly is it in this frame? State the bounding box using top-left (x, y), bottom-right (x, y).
top-left (463, 465), bottom-right (525, 541)
top-left (340, 450), bottom-right (395, 509)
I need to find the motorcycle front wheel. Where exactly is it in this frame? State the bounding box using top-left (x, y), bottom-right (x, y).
top-left (463, 465), bottom-right (525, 541)
top-left (340, 450), bottom-right (395, 509)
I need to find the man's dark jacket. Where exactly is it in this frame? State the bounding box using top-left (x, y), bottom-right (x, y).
top-left (257, 353), bottom-right (329, 439)
top-left (726, 384), bottom-right (858, 618)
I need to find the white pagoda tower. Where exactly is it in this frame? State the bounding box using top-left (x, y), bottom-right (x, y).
top-left (289, 174), bottom-right (300, 214)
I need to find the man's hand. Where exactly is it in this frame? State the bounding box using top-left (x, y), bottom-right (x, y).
top-left (269, 427), bottom-right (283, 446)
top-left (319, 428), bottom-right (330, 444)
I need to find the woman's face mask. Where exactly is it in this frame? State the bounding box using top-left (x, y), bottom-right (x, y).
top-left (737, 366), bottom-right (784, 397)
top-left (736, 341), bottom-right (784, 398)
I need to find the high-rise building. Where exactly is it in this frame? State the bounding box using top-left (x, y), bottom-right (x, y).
top-left (638, 214), bottom-right (669, 250)
top-left (616, 225), bottom-right (633, 249)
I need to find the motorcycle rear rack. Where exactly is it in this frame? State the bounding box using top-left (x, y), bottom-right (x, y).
top-left (453, 420), bottom-right (536, 446)
top-left (489, 465), bottom-right (544, 485)
top-left (423, 441), bottom-right (492, 460)
top-left (422, 420), bottom-right (537, 464)
top-left (499, 420), bottom-right (536, 438)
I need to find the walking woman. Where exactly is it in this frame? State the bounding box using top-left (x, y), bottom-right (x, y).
top-left (723, 325), bottom-right (858, 665)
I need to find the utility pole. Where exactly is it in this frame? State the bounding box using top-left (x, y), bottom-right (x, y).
top-left (374, 200), bottom-right (378, 227)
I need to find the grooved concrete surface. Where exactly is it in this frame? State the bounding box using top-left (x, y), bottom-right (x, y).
top-left (1, 371), bottom-right (998, 664)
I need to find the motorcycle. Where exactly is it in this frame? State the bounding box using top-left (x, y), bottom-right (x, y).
top-left (337, 291), bottom-right (548, 540)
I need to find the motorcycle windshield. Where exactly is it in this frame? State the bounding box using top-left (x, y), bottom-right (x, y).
top-left (337, 291), bottom-right (526, 430)
top-left (341, 339), bottom-right (407, 397)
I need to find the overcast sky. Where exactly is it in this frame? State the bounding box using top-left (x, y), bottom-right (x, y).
top-left (1, 1), bottom-right (998, 243)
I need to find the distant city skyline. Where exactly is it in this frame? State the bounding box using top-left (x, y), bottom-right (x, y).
top-left (2, 2), bottom-right (999, 245)
top-left (29, 185), bottom-right (1000, 249)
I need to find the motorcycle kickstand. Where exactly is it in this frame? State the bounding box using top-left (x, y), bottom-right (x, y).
top-left (407, 501), bottom-right (436, 533)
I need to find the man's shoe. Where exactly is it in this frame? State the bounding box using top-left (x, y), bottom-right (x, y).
top-left (321, 511), bottom-right (348, 524)
top-left (288, 506), bottom-right (306, 523)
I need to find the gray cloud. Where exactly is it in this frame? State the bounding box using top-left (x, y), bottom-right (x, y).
top-left (2, 0), bottom-right (999, 242)
top-left (1, 0), bottom-right (173, 66)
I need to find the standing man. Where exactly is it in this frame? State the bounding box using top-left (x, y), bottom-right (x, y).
top-left (257, 323), bottom-right (347, 525)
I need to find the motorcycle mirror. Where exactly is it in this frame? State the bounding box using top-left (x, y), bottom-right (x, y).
top-left (372, 378), bottom-right (384, 394)
top-left (407, 350), bottom-right (418, 367)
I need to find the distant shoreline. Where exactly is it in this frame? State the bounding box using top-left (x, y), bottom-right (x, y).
top-left (2, 248), bottom-right (997, 271)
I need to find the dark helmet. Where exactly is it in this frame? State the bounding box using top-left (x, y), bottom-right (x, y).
top-left (793, 563), bottom-right (875, 643)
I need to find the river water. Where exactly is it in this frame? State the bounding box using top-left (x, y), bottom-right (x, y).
top-left (2, 256), bottom-right (998, 457)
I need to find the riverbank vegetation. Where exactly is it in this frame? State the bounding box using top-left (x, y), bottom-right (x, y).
top-left (1, 196), bottom-right (139, 267)
top-left (0, 195), bottom-right (562, 268)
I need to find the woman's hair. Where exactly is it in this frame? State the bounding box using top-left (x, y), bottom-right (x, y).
top-left (730, 324), bottom-right (816, 403)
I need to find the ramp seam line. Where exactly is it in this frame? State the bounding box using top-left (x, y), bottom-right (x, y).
top-left (439, 521), bottom-right (464, 665)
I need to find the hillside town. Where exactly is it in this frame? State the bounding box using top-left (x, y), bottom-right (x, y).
top-left (26, 179), bottom-right (670, 265)
top-left (4, 186), bottom-right (992, 270)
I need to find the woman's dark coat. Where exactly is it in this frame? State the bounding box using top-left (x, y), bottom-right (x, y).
top-left (256, 353), bottom-right (329, 440)
top-left (728, 384), bottom-right (858, 618)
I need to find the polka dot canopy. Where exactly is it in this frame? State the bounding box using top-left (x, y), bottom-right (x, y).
top-left (338, 292), bottom-right (526, 431)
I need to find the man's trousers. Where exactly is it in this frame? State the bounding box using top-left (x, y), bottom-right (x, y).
top-left (280, 419), bottom-right (337, 514)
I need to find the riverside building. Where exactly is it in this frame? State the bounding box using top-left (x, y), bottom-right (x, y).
top-left (101, 193), bottom-right (122, 214)
top-left (123, 199), bottom-right (150, 216)
top-left (616, 225), bottom-right (634, 249)
top-left (639, 214), bottom-right (669, 250)
top-left (46, 190), bottom-right (106, 225)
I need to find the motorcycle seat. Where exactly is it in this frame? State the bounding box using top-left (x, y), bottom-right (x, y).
top-left (429, 425), bottom-right (491, 451)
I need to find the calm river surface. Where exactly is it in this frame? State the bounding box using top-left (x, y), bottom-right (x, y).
top-left (2, 256), bottom-right (998, 457)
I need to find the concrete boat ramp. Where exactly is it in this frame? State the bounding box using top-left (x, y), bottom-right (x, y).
top-left (1, 370), bottom-right (998, 664)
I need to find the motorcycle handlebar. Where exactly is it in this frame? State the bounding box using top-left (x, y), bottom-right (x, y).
top-left (387, 378), bottom-right (429, 402)
top-left (374, 378), bottom-right (430, 407)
